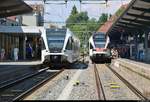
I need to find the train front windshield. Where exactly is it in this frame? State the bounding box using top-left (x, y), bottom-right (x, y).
top-left (46, 29), bottom-right (66, 52)
top-left (94, 34), bottom-right (106, 48)
top-left (47, 39), bottom-right (64, 49)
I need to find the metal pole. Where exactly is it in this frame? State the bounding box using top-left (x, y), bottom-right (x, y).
top-left (42, 0), bottom-right (45, 27)
top-left (23, 35), bottom-right (26, 60)
top-left (83, 32), bottom-right (84, 63)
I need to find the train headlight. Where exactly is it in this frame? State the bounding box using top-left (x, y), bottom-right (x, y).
top-left (103, 49), bottom-right (107, 51)
top-left (93, 49), bottom-right (96, 51)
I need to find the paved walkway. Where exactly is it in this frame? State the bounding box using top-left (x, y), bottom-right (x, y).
top-left (0, 60), bottom-right (42, 65)
top-left (117, 58), bottom-right (150, 69)
top-left (112, 58), bottom-right (150, 80)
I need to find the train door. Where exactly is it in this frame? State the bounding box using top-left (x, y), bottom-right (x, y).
top-left (66, 37), bottom-right (74, 63)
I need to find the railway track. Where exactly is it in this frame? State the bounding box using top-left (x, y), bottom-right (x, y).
top-left (0, 66), bottom-right (38, 83)
top-left (106, 64), bottom-right (148, 101)
top-left (0, 66), bottom-right (64, 102)
top-left (94, 64), bottom-right (106, 100)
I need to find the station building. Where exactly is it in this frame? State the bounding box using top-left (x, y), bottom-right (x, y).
top-left (105, 0), bottom-right (150, 63)
top-left (97, 2), bottom-right (150, 63)
top-left (0, 26), bottom-right (42, 61)
top-left (0, 0), bottom-right (44, 61)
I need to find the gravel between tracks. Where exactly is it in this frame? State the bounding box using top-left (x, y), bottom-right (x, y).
top-left (23, 58), bottom-right (144, 100)
top-left (24, 58), bottom-right (98, 100)
top-left (96, 64), bottom-right (139, 100)
top-left (111, 64), bottom-right (150, 99)
top-left (24, 69), bottom-right (77, 100)
top-left (68, 62), bottom-right (98, 100)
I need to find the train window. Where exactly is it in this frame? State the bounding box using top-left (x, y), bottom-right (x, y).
top-left (48, 40), bottom-right (64, 48)
top-left (41, 38), bottom-right (46, 50)
top-left (90, 44), bottom-right (93, 49)
top-left (75, 41), bottom-right (78, 51)
top-left (66, 37), bottom-right (72, 50)
top-left (72, 40), bottom-right (76, 51)
top-left (95, 44), bottom-right (105, 48)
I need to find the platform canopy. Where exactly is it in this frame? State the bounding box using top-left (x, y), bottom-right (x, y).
top-left (0, 26), bottom-right (42, 36)
top-left (0, 0), bottom-right (32, 18)
top-left (107, 0), bottom-right (150, 43)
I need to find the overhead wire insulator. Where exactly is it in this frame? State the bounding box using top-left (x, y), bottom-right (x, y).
top-left (105, 0), bottom-right (108, 7)
top-left (65, 0), bottom-right (67, 3)
top-left (43, 0), bottom-right (46, 3)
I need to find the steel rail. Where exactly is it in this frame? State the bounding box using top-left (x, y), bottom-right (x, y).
top-left (0, 67), bottom-right (64, 102)
top-left (0, 65), bottom-right (42, 87)
top-left (13, 68), bottom-right (64, 101)
top-left (24, 0), bottom-right (126, 1)
top-left (106, 64), bottom-right (148, 101)
top-left (0, 67), bottom-right (49, 90)
top-left (94, 64), bottom-right (106, 100)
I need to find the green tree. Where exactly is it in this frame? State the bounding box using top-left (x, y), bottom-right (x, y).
top-left (66, 6), bottom-right (109, 53)
top-left (71, 5), bottom-right (78, 15)
top-left (98, 13), bottom-right (108, 24)
top-left (96, 13), bottom-right (108, 30)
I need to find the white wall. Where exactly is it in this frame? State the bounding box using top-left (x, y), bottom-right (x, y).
top-left (22, 15), bottom-right (38, 26)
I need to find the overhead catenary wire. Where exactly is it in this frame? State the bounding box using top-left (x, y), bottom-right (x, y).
top-left (24, 0), bottom-right (127, 28)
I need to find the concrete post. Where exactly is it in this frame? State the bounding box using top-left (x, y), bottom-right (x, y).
top-left (23, 35), bottom-right (26, 60)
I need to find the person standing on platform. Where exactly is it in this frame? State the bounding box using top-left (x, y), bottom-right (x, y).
top-left (1, 48), bottom-right (5, 61)
top-left (14, 47), bottom-right (19, 61)
top-left (26, 44), bottom-right (33, 60)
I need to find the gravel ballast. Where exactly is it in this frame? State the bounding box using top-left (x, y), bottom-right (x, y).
top-left (68, 61), bottom-right (98, 100)
top-left (25, 58), bottom-right (98, 100)
top-left (111, 64), bottom-right (150, 99)
top-left (96, 64), bottom-right (139, 100)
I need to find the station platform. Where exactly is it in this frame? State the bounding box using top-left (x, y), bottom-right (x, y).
top-left (0, 60), bottom-right (42, 65)
top-left (111, 58), bottom-right (150, 80)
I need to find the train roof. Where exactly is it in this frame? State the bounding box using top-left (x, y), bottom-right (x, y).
top-left (46, 28), bottom-right (67, 36)
top-left (93, 32), bottom-right (105, 36)
top-left (46, 28), bottom-right (66, 32)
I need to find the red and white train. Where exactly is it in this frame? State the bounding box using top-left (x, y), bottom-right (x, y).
top-left (89, 32), bottom-right (111, 63)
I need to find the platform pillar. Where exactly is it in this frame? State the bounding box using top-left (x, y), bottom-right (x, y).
top-left (144, 30), bottom-right (149, 62)
top-left (23, 35), bottom-right (26, 60)
top-left (134, 33), bottom-right (138, 60)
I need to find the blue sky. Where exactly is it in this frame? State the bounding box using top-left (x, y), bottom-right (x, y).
top-left (25, 0), bottom-right (131, 23)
